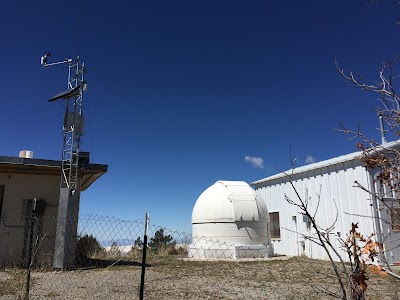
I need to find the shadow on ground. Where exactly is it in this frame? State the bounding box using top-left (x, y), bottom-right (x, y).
top-left (75, 257), bottom-right (149, 269)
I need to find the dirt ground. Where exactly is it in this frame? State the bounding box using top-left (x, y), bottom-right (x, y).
top-left (0, 257), bottom-right (398, 300)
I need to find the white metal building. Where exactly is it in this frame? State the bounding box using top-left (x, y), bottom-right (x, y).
top-left (252, 141), bottom-right (400, 265)
top-left (189, 181), bottom-right (272, 259)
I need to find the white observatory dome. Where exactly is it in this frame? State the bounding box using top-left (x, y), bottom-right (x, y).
top-left (189, 181), bottom-right (272, 259)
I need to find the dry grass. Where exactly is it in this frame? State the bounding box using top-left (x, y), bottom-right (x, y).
top-left (0, 269), bottom-right (26, 299)
top-left (0, 257), bottom-right (398, 299)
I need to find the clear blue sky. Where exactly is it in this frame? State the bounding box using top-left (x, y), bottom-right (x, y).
top-left (1, 1), bottom-right (399, 231)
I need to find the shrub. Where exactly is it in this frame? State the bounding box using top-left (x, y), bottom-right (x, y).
top-left (149, 229), bottom-right (174, 253)
top-left (75, 234), bottom-right (104, 264)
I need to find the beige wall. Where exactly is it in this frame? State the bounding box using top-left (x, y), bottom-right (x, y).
top-left (0, 173), bottom-right (60, 216)
top-left (0, 172), bottom-right (81, 267)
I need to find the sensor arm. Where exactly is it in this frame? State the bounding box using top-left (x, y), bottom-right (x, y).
top-left (42, 58), bottom-right (72, 67)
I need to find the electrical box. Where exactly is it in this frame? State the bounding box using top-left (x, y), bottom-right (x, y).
top-left (23, 199), bottom-right (47, 217)
top-left (72, 151), bottom-right (90, 168)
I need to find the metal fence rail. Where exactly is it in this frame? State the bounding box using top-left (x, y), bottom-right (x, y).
top-left (0, 212), bottom-right (397, 300)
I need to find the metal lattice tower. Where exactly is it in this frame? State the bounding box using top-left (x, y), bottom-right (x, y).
top-left (42, 53), bottom-right (88, 269)
top-left (43, 54), bottom-right (87, 191)
top-left (62, 57), bottom-right (86, 190)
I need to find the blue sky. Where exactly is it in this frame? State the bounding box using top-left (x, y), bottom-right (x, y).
top-left (1, 1), bottom-right (399, 231)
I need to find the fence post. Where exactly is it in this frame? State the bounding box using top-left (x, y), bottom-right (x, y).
top-left (139, 213), bottom-right (149, 300)
top-left (24, 198), bottom-right (37, 300)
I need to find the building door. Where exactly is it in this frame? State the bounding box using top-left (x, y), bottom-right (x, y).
top-left (375, 177), bottom-right (400, 265)
top-left (0, 185), bottom-right (4, 217)
top-left (380, 199), bottom-right (400, 264)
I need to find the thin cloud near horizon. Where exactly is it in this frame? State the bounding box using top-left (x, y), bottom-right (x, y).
top-left (305, 155), bottom-right (317, 164)
top-left (244, 156), bottom-right (264, 169)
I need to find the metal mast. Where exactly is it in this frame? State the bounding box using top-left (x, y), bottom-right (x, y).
top-left (43, 54), bottom-right (87, 191)
top-left (42, 53), bottom-right (87, 269)
top-left (62, 57), bottom-right (86, 191)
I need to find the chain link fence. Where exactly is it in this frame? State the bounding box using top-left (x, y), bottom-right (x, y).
top-left (0, 211), bottom-right (398, 299)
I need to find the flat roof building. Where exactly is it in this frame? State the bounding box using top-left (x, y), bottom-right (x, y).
top-left (0, 154), bottom-right (107, 267)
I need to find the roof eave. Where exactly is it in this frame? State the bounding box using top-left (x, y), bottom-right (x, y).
top-left (0, 156), bottom-right (108, 190)
top-left (251, 139), bottom-right (400, 186)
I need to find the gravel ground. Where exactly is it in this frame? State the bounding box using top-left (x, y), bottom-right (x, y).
top-left (0, 257), bottom-right (398, 300)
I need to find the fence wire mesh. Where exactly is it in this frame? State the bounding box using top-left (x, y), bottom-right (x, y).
top-left (0, 213), bottom-right (398, 300)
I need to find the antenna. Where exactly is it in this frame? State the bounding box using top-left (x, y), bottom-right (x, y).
top-left (42, 53), bottom-right (87, 269)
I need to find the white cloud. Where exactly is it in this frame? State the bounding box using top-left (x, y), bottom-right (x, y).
top-left (244, 156), bottom-right (264, 169)
top-left (305, 155), bottom-right (316, 164)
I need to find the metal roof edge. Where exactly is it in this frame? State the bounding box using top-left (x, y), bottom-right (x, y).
top-left (251, 139), bottom-right (400, 186)
top-left (0, 156), bottom-right (108, 172)
top-left (81, 171), bottom-right (107, 191)
top-left (0, 156), bottom-right (60, 168)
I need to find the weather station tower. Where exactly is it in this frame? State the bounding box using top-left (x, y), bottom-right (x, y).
top-left (41, 53), bottom-right (88, 269)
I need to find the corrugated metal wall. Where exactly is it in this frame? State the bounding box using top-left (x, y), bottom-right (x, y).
top-left (372, 172), bottom-right (400, 265)
top-left (255, 159), bottom-right (376, 261)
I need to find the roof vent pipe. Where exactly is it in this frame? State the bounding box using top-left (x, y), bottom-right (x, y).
top-left (378, 112), bottom-right (388, 145)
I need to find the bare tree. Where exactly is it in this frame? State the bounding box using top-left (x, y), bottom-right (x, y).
top-left (335, 57), bottom-right (400, 266)
top-left (279, 55), bottom-right (400, 299)
top-left (281, 2), bottom-right (400, 298)
top-left (335, 55), bottom-right (400, 140)
top-left (283, 166), bottom-right (384, 300)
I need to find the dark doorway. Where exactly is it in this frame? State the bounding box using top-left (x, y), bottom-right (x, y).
top-left (0, 185), bottom-right (4, 217)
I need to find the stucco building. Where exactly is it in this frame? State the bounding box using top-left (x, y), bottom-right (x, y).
top-left (0, 154), bottom-right (107, 267)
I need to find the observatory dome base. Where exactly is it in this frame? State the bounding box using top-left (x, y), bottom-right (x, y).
top-left (189, 222), bottom-right (271, 259)
top-left (188, 244), bottom-right (269, 260)
top-left (191, 222), bottom-right (269, 246)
